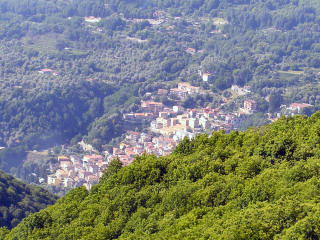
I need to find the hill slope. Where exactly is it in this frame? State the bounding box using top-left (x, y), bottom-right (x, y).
top-left (3, 113), bottom-right (320, 239)
top-left (0, 170), bottom-right (57, 230)
top-left (2, 0), bottom-right (320, 179)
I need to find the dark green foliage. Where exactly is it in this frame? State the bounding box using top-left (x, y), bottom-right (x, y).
top-left (269, 91), bottom-right (283, 112)
top-left (238, 112), bottom-right (270, 131)
top-left (0, 147), bottom-right (26, 173)
top-left (0, 170), bottom-right (57, 230)
top-left (100, 158), bottom-right (123, 182)
top-left (5, 113), bottom-right (320, 239)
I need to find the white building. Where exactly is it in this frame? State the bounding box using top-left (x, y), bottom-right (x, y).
top-left (189, 118), bottom-right (200, 129)
top-left (202, 73), bottom-right (211, 82)
top-left (173, 105), bottom-right (184, 113)
top-left (84, 16), bottom-right (101, 23)
top-left (288, 103), bottom-right (312, 113)
top-left (47, 174), bottom-right (60, 186)
top-left (199, 117), bottom-right (210, 129)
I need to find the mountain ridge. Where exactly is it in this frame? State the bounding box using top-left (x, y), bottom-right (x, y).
top-left (3, 112), bottom-right (320, 239)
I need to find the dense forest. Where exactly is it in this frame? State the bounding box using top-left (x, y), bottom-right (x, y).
top-left (1, 0), bottom-right (320, 180)
top-left (0, 170), bottom-right (56, 230)
top-left (2, 113), bottom-right (320, 239)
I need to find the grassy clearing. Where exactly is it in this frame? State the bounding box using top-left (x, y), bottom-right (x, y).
top-left (22, 33), bottom-right (58, 52)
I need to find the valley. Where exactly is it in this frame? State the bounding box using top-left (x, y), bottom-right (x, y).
top-left (1, 0), bottom-right (320, 238)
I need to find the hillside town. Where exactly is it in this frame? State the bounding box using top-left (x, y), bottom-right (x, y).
top-left (47, 154), bottom-right (106, 190)
top-left (46, 82), bottom-right (312, 191)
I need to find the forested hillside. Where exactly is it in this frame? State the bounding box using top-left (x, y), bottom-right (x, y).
top-left (3, 113), bottom-right (320, 239)
top-left (1, 0), bottom-right (320, 182)
top-left (0, 170), bottom-right (57, 230)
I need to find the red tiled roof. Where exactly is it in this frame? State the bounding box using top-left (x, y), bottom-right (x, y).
top-left (290, 103), bottom-right (311, 108)
top-left (40, 68), bottom-right (53, 72)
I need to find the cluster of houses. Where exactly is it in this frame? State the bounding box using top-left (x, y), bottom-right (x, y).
top-left (124, 82), bottom-right (203, 122)
top-left (119, 83), bottom-right (260, 167)
top-left (150, 106), bottom-right (240, 136)
top-left (111, 88), bottom-right (259, 168)
top-left (107, 99), bottom-right (256, 167)
top-left (47, 155), bottom-right (107, 190)
top-left (107, 131), bottom-right (177, 166)
top-left (46, 133), bottom-right (179, 191)
top-left (124, 82), bottom-right (257, 134)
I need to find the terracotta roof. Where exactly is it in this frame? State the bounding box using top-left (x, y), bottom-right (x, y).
top-left (290, 103), bottom-right (312, 108)
top-left (40, 68), bottom-right (53, 72)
